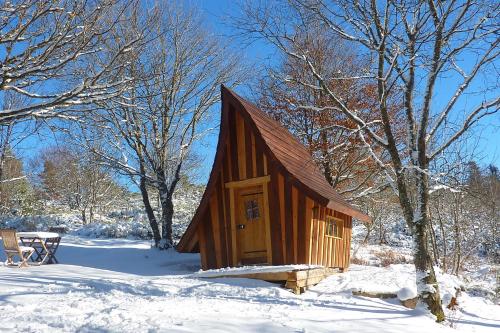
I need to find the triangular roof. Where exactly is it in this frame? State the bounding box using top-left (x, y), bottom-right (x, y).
top-left (177, 86), bottom-right (370, 252)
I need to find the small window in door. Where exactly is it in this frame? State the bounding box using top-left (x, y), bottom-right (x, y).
top-left (326, 216), bottom-right (343, 238)
top-left (245, 200), bottom-right (260, 220)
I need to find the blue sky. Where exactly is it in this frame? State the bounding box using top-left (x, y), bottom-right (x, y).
top-left (13, 0), bottom-right (500, 186)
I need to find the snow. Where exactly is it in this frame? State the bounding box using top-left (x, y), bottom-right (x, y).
top-left (398, 287), bottom-right (417, 301)
top-left (1, 236), bottom-right (498, 332)
top-left (195, 264), bottom-right (322, 278)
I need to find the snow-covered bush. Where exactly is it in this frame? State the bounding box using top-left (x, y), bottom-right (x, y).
top-left (74, 220), bottom-right (151, 239)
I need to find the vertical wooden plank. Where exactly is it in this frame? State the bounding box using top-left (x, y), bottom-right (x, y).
top-left (263, 154), bottom-right (268, 175)
top-left (340, 214), bottom-right (346, 268)
top-left (346, 216), bottom-right (352, 268)
top-left (251, 134), bottom-right (257, 178)
top-left (244, 125), bottom-right (253, 179)
top-left (228, 107), bottom-right (239, 181)
top-left (255, 139), bottom-right (264, 177)
top-left (331, 213), bottom-right (336, 267)
top-left (308, 219), bottom-right (314, 264)
top-left (278, 173), bottom-right (286, 263)
top-left (317, 207), bottom-right (324, 266)
top-left (198, 226), bottom-right (208, 270)
top-left (204, 212), bottom-right (217, 269)
top-left (312, 206), bottom-right (319, 265)
top-left (305, 198), bottom-right (314, 264)
top-left (222, 154), bottom-right (233, 265)
top-left (292, 186), bottom-right (298, 264)
top-left (325, 235), bottom-right (331, 267)
top-left (236, 112), bottom-right (246, 180)
top-left (229, 187), bottom-right (238, 265)
top-left (262, 182), bottom-right (273, 264)
top-left (284, 176), bottom-right (293, 264)
top-left (217, 173), bottom-right (228, 266)
top-left (268, 168), bottom-right (283, 264)
top-left (339, 212), bottom-right (345, 268)
top-left (333, 238), bottom-right (338, 268)
top-left (209, 195), bottom-right (221, 268)
top-left (328, 237), bottom-right (332, 267)
top-left (297, 191), bottom-right (306, 263)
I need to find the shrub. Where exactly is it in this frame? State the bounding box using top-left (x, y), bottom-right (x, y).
top-left (374, 249), bottom-right (410, 267)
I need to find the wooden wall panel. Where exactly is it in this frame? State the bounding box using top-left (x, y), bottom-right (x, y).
top-left (268, 167), bottom-right (284, 264)
top-left (255, 139), bottom-right (264, 177)
top-left (345, 216), bottom-right (352, 268)
top-left (209, 195), bottom-right (221, 268)
top-left (284, 177), bottom-right (293, 264)
top-left (245, 124), bottom-right (253, 179)
top-left (317, 207), bottom-right (325, 266)
top-left (251, 134), bottom-right (257, 178)
top-left (204, 211), bottom-right (217, 269)
top-left (236, 112), bottom-right (246, 180)
top-left (312, 213), bottom-right (319, 265)
top-left (222, 149), bottom-right (233, 266)
top-left (305, 197), bottom-right (313, 264)
top-left (278, 173), bottom-right (286, 263)
top-left (297, 192), bottom-right (306, 263)
top-left (292, 186), bottom-right (298, 263)
top-left (228, 108), bottom-right (239, 182)
top-left (216, 172), bottom-right (228, 267)
top-left (198, 224), bottom-right (208, 270)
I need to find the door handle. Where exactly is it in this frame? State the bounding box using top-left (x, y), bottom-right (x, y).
top-left (237, 224), bottom-right (245, 229)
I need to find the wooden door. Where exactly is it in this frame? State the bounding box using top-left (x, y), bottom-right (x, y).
top-left (236, 186), bottom-right (268, 265)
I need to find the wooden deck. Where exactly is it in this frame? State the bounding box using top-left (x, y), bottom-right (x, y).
top-left (199, 266), bottom-right (338, 294)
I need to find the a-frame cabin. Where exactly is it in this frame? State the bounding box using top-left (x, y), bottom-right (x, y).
top-left (177, 86), bottom-right (371, 270)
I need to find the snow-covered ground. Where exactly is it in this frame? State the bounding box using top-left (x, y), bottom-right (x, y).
top-left (1, 236), bottom-right (498, 333)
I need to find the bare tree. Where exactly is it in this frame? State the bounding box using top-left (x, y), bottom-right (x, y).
top-left (83, 4), bottom-right (247, 248)
top-left (39, 145), bottom-right (124, 223)
top-left (0, 0), bottom-right (141, 124)
top-left (256, 27), bottom-right (399, 199)
top-left (233, 0), bottom-right (499, 320)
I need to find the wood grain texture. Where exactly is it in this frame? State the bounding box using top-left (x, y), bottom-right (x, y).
top-left (284, 177), bottom-right (293, 264)
top-left (292, 186), bottom-right (298, 264)
top-left (227, 107), bottom-right (240, 183)
top-left (216, 172), bottom-right (228, 266)
top-left (236, 112), bottom-right (246, 180)
top-left (209, 195), bottom-right (221, 268)
top-left (204, 212), bottom-right (217, 269)
top-left (262, 182), bottom-right (273, 264)
top-left (278, 173), bottom-right (286, 263)
top-left (251, 133), bottom-right (257, 178)
top-left (297, 191), bottom-right (306, 263)
top-left (268, 167), bottom-right (284, 264)
top-left (245, 123), bottom-right (253, 179)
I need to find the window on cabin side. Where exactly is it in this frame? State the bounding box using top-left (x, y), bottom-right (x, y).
top-left (245, 200), bottom-right (260, 220)
top-left (326, 216), bottom-right (344, 238)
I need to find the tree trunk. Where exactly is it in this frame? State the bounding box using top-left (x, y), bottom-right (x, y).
top-left (412, 170), bottom-right (445, 322)
top-left (452, 199), bottom-right (461, 275)
top-left (428, 212), bottom-right (440, 266)
top-left (436, 200), bottom-right (447, 272)
top-left (412, 218), bottom-right (445, 321)
top-left (158, 177), bottom-right (174, 249)
top-left (89, 206), bottom-right (94, 225)
top-left (139, 175), bottom-right (161, 247)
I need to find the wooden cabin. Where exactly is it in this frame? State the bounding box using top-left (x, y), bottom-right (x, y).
top-left (177, 86), bottom-right (371, 270)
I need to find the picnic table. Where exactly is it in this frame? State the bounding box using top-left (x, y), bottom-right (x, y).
top-left (17, 232), bottom-right (61, 265)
